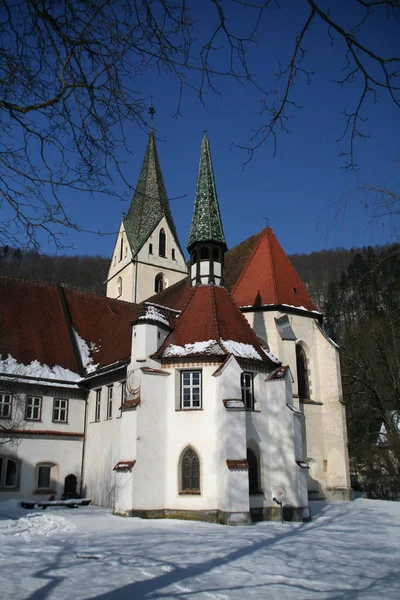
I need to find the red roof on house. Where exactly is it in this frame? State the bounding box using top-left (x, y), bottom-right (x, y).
top-left (154, 285), bottom-right (277, 364)
top-left (0, 277), bottom-right (137, 377)
top-left (229, 227), bottom-right (316, 311)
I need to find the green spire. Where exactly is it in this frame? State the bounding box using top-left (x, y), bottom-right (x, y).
top-left (123, 130), bottom-right (181, 257)
top-left (188, 133), bottom-right (226, 249)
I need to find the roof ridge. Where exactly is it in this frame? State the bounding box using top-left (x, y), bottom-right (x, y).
top-left (266, 228), bottom-right (279, 304)
top-left (230, 228), bottom-right (266, 297)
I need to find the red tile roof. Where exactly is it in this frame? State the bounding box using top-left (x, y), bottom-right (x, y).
top-left (229, 227), bottom-right (316, 311)
top-left (154, 285), bottom-right (275, 363)
top-left (0, 277), bottom-right (137, 376)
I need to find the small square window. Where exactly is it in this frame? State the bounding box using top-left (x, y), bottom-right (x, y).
top-left (181, 371), bottom-right (202, 409)
top-left (0, 393), bottom-right (12, 419)
top-left (25, 396), bottom-right (42, 421)
top-left (53, 398), bottom-right (68, 423)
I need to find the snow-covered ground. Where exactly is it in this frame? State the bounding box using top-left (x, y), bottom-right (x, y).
top-left (0, 499), bottom-right (399, 599)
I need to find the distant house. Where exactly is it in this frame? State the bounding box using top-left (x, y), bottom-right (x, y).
top-left (0, 131), bottom-right (350, 523)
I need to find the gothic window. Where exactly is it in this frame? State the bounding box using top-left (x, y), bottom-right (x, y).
top-left (119, 236), bottom-right (123, 261)
top-left (247, 448), bottom-right (261, 494)
top-left (159, 229), bottom-right (166, 257)
top-left (181, 371), bottom-right (202, 409)
top-left (154, 273), bottom-right (165, 293)
top-left (180, 448), bottom-right (200, 493)
top-left (296, 344), bottom-right (310, 400)
top-left (116, 277), bottom-right (123, 297)
top-left (172, 248), bottom-right (176, 260)
top-left (241, 372), bottom-right (254, 409)
top-left (149, 243), bottom-right (153, 254)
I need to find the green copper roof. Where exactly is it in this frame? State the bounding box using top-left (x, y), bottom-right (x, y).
top-left (188, 133), bottom-right (226, 249)
top-left (123, 130), bottom-right (182, 257)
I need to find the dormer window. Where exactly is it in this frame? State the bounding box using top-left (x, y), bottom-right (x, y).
top-left (159, 229), bottom-right (166, 257)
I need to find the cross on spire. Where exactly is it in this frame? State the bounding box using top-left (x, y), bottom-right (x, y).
top-left (263, 214), bottom-right (271, 228)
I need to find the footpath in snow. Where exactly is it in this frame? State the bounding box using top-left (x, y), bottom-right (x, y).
top-left (0, 498), bottom-right (399, 599)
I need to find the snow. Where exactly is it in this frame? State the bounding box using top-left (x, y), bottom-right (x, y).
top-left (0, 499), bottom-right (399, 599)
top-left (139, 305), bottom-right (170, 326)
top-left (163, 340), bottom-right (225, 357)
top-left (260, 347), bottom-right (280, 364)
top-left (0, 354), bottom-right (81, 382)
top-left (221, 340), bottom-right (262, 361)
top-left (73, 329), bottom-right (99, 373)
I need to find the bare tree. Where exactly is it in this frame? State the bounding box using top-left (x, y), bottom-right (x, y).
top-left (0, 388), bottom-right (28, 446)
top-left (1, 1), bottom-right (399, 249)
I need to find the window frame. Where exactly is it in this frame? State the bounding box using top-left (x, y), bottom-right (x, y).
top-left (35, 462), bottom-right (58, 493)
top-left (0, 455), bottom-right (21, 490)
top-left (25, 395), bottom-right (42, 421)
top-left (180, 370), bottom-right (202, 410)
top-left (0, 392), bottom-right (12, 419)
top-left (179, 448), bottom-right (201, 495)
top-left (95, 388), bottom-right (101, 422)
top-left (107, 385), bottom-right (113, 419)
top-left (241, 372), bottom-right (254, 410)
top-left (52, 398), bottom-right (69, 423)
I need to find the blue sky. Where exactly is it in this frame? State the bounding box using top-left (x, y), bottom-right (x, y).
top-left (30, 2), bottom-right (400, 257)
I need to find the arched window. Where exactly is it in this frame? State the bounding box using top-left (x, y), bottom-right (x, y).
top-left (247, 448), bottom-right (261, 494)
top-left (154, 273), bottom-right (165, 293)
top-left (159, 229), bottom-right (166, 257)
top-left (116, 277), bottom-right (123, 297)
top-left (296, 344), bottom-right (310, 399)
top-left (180, 448), bottom-right (200, 493)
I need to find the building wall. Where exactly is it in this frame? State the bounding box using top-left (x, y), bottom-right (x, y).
top-left (0, 386), bottom-right (85, 500)
top-left (106, 217), bottom-right (188, 304)
top-left (244, 308), bottom-right (351, 500)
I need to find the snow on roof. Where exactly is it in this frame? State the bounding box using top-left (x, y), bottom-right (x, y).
top-left (73, 329), bottom-right (99, 374)
top-left (0, 354), bottom-right (81, 383)
top-left (162, 340), bottom-right (225, 358)
top-left (221, 340), bottom-right (262, 361)
top-left (139, 305), bottom-right (170, 326)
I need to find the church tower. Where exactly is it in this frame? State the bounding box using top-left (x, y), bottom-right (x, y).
top-left (106, 123), bottom-right (188, 303)
top-left (187, 132), bottom-right (227, 286)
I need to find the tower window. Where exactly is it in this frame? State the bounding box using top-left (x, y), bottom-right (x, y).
top-left (149, 243), bottom-right (153, 254)
top-left (117, 277), bottom-right (123, 297)
top-left (155, 273), bottom-right (165, 293)
top-left (119, 236), bottom-right (123, 262)
top-left (172, 249), bottom-right (176, 260)
top-left (213, 248), bottom-right (220, 260)
top-left (159, 229), bottom-right (166, 257)
top-left (200, 247), bottom-right (209, 260)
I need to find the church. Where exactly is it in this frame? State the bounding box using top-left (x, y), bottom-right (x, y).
top-left (0, 128), bottom-right (351, 524)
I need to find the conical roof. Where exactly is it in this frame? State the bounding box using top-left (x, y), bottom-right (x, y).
top-left (229, 227), bottom-right (316, 311)
top-left (123, 130), bottom-right (182, 257)
top-left (187, 133), bottom-right (226, 249)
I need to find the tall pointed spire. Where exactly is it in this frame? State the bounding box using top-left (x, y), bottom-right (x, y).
top-left (123, 128), bottom-right (181, 258)
top-left (188, 132), bottom-right (226, 249)
top-left (188, 133), bottom-right (227, 287)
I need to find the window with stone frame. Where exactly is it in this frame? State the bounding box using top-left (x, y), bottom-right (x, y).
top-left (35, 462), bottom-right (57, 492)
top-left (95, 389), bottom-right (101, 422)
top-left (0, 393), bottom-right (12, 418)
top-left (52, 398), bottom-right (68, 423)
top-left (159, 228), bottom-right (166, 257)
top-left (180, 448), bottom-right (200, 494)
top-left (241, 372), bottom-right (254, 409)
top-left (181, 371), bottom-right (202, 409)
top-left (154, 273), bottom-right (165, 293)
top-left (296, 344), bottom-right (310, 400)
top-left (0, 456), bottom-right (20, 489)
top-left (25, 396), bottom-right (42, 421)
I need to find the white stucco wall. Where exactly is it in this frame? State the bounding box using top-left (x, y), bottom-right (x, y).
top-left (106, 217), bottom-right (188, 304)
top-left (244, 308), bottom-right (351, 499)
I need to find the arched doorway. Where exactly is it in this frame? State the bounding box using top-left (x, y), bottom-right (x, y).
top-left (63, 473), bottom-right (78, 499)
